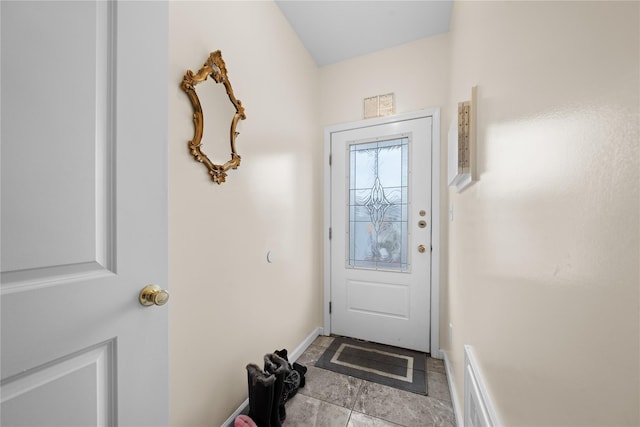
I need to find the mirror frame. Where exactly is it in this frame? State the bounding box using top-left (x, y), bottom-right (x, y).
top-left (181, 51), bottom-right (246, 184)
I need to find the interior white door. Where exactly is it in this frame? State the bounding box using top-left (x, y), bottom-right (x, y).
top-left (330, 116), bottom-right (432, 352)
top-left (1, 1), bottom-right (168, 426)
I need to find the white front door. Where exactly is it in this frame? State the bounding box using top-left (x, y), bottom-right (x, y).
top-left (1, 1), bottom-right (168, 426)
top-left (329, 115), bottom-right (433, 352)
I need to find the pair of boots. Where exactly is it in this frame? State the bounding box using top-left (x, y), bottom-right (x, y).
top-left (246, 354), bottom-right (290, 427)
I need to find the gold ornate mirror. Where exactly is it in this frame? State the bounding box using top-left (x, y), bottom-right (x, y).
top-left (181, 51), bottom-right (246, 184)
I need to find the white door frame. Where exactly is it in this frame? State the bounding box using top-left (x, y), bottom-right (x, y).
top-left (323, 108), bottom-right (442, 358)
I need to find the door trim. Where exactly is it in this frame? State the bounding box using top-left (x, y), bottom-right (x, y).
top-left (323, 108), bottom-right (442, 358)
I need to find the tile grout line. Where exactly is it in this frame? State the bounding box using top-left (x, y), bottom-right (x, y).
top-left (348, 373), bottom-right (363, 424)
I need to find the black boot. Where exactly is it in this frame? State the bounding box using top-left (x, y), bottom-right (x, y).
top-left (274, 348), bottom-right (307, 392)
top-left (274, 349), bottom-right (298, 401)
top-left (264, 353), bottom-right (290, 427)
top-left (293, 362), bottom-right (307, 388)
top-left (246, 364), bottom-right (275, 427)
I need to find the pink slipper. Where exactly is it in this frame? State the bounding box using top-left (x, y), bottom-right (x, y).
top-left (234, 415), bottom-right (257, 427)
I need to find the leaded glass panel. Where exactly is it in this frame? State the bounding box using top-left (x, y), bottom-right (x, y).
top-left (348, 137), bottom-right (409, 271)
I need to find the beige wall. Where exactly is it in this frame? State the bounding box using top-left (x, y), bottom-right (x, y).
top-left (319, 34), bottom-right (451, 128)
top-left (444, 1), bottom-right (640, 425)
top-left (168, 2), bottom-right (321, 425)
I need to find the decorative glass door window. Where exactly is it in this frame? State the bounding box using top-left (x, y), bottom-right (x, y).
top-left (348, 136), bottom-right (409, 271)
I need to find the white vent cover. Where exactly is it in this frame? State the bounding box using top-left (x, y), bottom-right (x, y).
top-left (363, 93), bottom-right (395, 119)
top-left (464, 345), bottom-right (500, 427)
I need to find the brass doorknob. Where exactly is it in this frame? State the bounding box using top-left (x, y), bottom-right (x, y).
top-left (139, 285), bottom-right (170, 306)
top-left (418, 245), bottom-right (426, 253)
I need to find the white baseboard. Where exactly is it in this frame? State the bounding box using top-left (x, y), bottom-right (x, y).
top-left (289, 326), bottom-right (323, 363)
top-left (220, 327), bottom-right (323, 427)
top-left (221, 399), bottom-right (249, 427)
top-left (443, 350), bottom-right (463, 427)
top-left (431, 348), bottom-right (444, 360)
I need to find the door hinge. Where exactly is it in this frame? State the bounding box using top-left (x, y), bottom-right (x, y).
top-left (329, 301), bottom-right (332, 314)
top-left (329, 227), bottom-right (332, 240)
top-left (329, 154), bottom-right (332, 166)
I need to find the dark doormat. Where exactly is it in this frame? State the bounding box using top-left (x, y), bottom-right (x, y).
top-left (315, 336), bottom-right (427, 395)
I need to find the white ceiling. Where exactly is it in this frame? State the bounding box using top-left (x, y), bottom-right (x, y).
top-left (275, 1), bottom-right (453, 67)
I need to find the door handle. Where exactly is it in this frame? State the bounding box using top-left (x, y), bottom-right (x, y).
top-left (418, 245), bottom-right (426, 253)
top-left (139, 285), bottom-right (170, 306)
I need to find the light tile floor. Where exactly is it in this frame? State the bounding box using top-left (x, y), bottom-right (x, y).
top-left (283, 336), bottom-right (456, 427)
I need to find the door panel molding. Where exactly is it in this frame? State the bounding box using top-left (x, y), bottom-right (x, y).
top-left (0, 262), bottom-right (115, 295)
top-left (346, 279), bottom-right (410, 319)
top-left (1, 339), bottom-right (116, 426)
top-left (323, 108), bottom-right (442, 357)
top-left (0, 0), bottom-right (117, 278)
top-left (95, 0), bottom-right (118, 275)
